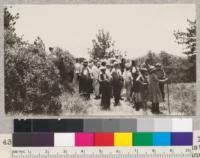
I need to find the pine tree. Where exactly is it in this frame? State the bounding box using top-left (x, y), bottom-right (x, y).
top-left (174, 19), bottom-right (196, 82)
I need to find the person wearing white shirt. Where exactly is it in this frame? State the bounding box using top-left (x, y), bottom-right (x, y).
top-left (111, 62), bottom-right (123, 106)
top-left (123, 65), bottom-right (133, 101)
top-left (92, 61), bottom-right (100, 99)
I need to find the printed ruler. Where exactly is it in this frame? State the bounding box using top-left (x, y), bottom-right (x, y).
top-left (1, 132), bottom-right (200, 158)
top-left (10, 147), bottom-right (193, 158)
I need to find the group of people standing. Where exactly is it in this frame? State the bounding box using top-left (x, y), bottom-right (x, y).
top-left (74, 57), bottom-right (168, 114)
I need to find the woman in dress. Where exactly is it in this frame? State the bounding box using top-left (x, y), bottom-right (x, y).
top-left (148, 66), bottom-right (165, 114)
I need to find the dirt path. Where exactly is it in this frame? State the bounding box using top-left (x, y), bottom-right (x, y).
top-left (88, 95), bottom-right (172, 116)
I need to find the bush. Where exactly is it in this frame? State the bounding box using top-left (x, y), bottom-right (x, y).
top-left (5, 38), bottom-right (63, 114)
top-left (49, 47), bottom-right (75, 93)
top-left (4, 8), bottom-right (77, 115)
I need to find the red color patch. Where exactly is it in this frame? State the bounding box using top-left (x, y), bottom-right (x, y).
top-left (94, 133), bottom-right (114, 146)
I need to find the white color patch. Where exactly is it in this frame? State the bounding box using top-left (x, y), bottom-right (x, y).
top-left (172, 118), bottom-right (193, 132)
top-left (54, 133), bottom-right (75, 147)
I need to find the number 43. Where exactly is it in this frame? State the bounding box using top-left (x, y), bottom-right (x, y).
top-left (2, 139), bottom-right (12, 146)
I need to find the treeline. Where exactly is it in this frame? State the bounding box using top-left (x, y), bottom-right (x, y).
top-left (4, 7), bottom-right (75, 114)
top-left (135, 50), bottom-right (196, 83)
top-left (88, 22), bottom-right (196, 83)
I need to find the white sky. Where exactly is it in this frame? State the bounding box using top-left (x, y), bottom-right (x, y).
top-left (9, 4), bottom-right (195, 59)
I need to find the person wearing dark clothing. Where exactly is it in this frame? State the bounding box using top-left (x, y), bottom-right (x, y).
top-left (148, 66), bottom-right (165, 114)
top-left (120, 58), bottom-right (126, 74)
top-left (111, 62), bottom-right (122, 106)
top-left (131, 60), bottom-right (139, 81)
top-left (68, 62), bottom-right (74, 83)
top-left (99, 66), bottom-right (111, 110)
top-left (80, 60), bottom-right (92, 100)
top-left (119, 58), bottom-right (126, 100)
top-left (137, 68), bottom-right (149, 112)
top-left (132, 75), bottom-right (141, 111)
top-left (155, 63), bottom-right (167, 101)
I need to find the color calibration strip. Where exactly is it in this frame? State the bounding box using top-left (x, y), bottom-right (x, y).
top-left (14, 118), bottom-right (193, 132)
top-left (13, 132), bottom-right (193, 147)
top-left (13, 118), bottom-right (194, 147)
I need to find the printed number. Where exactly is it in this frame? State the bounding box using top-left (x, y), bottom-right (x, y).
top-left (152, 149), bottom-right (156, 153)
top-left (81, 149), bottom-right (85, 154)
top-left (193, 145), bottom-right (198, 150)
top-left (116, 150), bottom-right (120, 154)
top-left (99, 149), bottom-right (103, 154)
top-left (44, 150), bottom-right (49, 154)
top-left (198, 136), bottom-right (200, 142)
top-left (2, 139), bottom-right (12, 146)
top-left (186, 149), bottom-right (191, 153)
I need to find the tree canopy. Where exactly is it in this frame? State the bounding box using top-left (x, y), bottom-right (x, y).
top-left (174, 19), bottom-right (196, 82)
top-left (88, 29), bottom-right (117, 60)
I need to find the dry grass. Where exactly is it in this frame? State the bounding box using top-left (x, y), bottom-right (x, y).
top-left (60, 92), bottom-right (93, 115)
top-left (7, 82), bottom-right (195, 116)
top-left (167, 82), bottom-right (196, 115)
top-left (60, 82), bottom-right (196, 116)
top-left (8, 82), bottom-right (195, 116)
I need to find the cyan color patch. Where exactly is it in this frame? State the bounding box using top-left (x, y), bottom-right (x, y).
top-left (153, 132), bottom-right (171, 146)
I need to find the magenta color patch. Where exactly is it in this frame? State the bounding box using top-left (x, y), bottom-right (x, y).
top-left (75, 133), bottom-right (94, 146)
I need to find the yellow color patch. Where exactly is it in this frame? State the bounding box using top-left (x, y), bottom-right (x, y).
top-left (114, 132), bottom-right (133, 146)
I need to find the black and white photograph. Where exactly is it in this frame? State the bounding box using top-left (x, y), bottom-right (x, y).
top-left (4, 4), bottom-right (196, 116)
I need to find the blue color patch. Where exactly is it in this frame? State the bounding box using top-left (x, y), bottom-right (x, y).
top-left (153, 132), bottom-right (171, 146)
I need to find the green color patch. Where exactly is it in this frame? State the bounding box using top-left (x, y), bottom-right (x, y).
top-left (133, 132), bottom-right (153, 146)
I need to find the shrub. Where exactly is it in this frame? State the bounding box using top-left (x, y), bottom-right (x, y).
top-left (49, 47), bottom-right (75, 93)
top-left (5, 38), bottom-right (63, 114)
top-left (4, 8), bottom-right (76, 115)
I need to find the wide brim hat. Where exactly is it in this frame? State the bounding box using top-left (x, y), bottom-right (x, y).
top-left (83, 59), bottom-right (88, 63)
top-left (110, 58), bottom-right (116, 62)
top-left (113, 61), bottom-right (119, 66)
top-left (100, 66), bottom-right (106, 70)
top-left (106, 63), bottom-right (111, 66)
top-left (155, 63), bottom-right (162, 67)
top-left (140, 67), bottom-right (147, 72)
top-left (150, 66), bottom-right (157, 72)
top-left (125, 63), bottom-right (131, 68)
